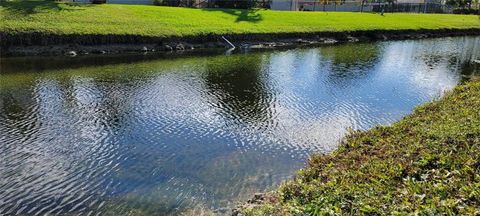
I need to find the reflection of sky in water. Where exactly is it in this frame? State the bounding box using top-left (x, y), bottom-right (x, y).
top-left (0, 36), bottom-right (479, 215)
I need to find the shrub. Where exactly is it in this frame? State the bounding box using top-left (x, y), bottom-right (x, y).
top-left (452, 8), bottom-right (479, 14)
top-left (91, 0), bottom-right (106, 3)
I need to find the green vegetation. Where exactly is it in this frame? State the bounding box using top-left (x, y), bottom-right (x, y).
top-left (1, 1), bottom-right (479, 37)
top-left (245, 80), bottom-right (480, 215)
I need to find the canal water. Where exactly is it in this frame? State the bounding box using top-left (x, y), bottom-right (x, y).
top-left (0, 36), bottom-right (479, 215)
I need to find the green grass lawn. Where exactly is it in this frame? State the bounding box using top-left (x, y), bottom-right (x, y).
top-left (1, 0), bottom-right (479, 37)
top-left (243, 79), bottom-right (480, 215)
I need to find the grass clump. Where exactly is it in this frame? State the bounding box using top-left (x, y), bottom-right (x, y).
top-left (244, 80), bottom-right (480, 215)
top-left (0, 0), bottom-right (479, 37)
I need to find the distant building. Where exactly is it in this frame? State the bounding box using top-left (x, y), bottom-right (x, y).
top-left (271, 0), bottom-right (449, 12)
top-left (271, 0), bottom-right (375, 11)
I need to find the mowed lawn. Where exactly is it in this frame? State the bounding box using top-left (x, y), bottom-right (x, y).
top-left (1, 0), bottom-right (479, 37)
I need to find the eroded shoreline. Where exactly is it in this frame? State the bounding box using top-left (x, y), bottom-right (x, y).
top-left (1, 28), bottom-right (479, 57)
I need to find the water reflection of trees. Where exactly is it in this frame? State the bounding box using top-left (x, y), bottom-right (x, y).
top-left (455, 60), bottom-right (479, 81)
top-left (0, 91), bottom-right (36, 131)
top-left (0, 68), bottom-right (143, 215)
top-left (319, 43), bottom-right (380, 86)
top-left (416, 36), bottom-right (480, 81)
top-left (0, 51), bottom-right (225, 74)
top-left (450, 37), bottom-right (480, 80)
top-left (203, 54), bottom-right (275, 128)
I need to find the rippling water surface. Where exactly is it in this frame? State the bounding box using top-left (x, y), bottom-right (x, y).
top-left (1, 37), bottom-right (479, 215)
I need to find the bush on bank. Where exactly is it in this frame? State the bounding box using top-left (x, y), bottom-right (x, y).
top-left (243, 80), bottom-right (480, 215)
top-left (452, 8), bottom-right (479, 14)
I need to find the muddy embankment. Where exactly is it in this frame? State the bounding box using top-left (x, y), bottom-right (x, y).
top-left (1, 28), bottom-right (479, 57)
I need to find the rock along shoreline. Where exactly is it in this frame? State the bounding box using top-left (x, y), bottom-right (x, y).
top-left (1, 28), bottom-right (479, 57)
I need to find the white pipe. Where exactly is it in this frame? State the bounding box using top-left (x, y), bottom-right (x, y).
top-left (221, 36), bottom-right (236, 49)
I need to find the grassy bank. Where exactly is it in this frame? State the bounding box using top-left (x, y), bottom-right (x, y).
top-left (244, 80), bottom-right (480, 215)
top-left (1, 1), bottom-right (479, 38)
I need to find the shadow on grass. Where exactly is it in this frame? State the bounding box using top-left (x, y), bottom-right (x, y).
top-left (202, 8), bottom-right (263, 23)
top-left (0, 0), bottom-right (93, 15)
